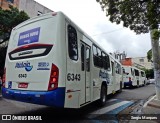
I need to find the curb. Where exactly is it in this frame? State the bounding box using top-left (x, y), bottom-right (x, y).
top-left (148, 99), bottom-right (160, 109)
top-left (143, 95), bottom-right (156, 107)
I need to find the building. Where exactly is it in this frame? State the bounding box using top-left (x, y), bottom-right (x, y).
top-left (0, 0), bottom-right (19, 10)
top-left (19, 0), bottom-right (53, 17)
top-left (0, 0), bottom-right (53, 17)
top-left (132, 57), bottom-right (153, 69)
top-left (121, 57), bottom-right (153, 69)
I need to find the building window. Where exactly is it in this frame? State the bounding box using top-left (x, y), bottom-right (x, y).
top-left (139, 58), bottom-right (144, 62)
top-left (7, 0), bottom-right (14, 3)
top-left (68, 25), bottom-right (78, 61)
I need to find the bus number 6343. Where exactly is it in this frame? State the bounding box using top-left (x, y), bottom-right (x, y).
top-left (67, 73), bottom-right (80, 81)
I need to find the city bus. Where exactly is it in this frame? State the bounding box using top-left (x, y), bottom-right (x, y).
top-left (122, 66), bottom-right (146, 88)
top-left (2, 12), bottom-right (122, 108)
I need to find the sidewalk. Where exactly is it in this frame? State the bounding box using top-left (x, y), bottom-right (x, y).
top-left (129, 95), bottom-right (160, 123)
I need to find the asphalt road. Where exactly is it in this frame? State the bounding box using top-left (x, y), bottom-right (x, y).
top-left (115, 84), bottom-right (156, 101)
top-left (0, 84), bottom-right (156, 122)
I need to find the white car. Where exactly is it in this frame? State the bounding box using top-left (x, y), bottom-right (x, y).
top-left (149, 79), bottom-right (155, 84)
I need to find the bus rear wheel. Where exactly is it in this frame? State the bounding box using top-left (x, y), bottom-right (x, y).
top-left (98, 85), bottom-right (107, 106)
top-left (137, 81), bottom-right (139, 87)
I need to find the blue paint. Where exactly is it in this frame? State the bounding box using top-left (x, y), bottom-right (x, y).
top-left (2, 87), bottom-right (65, 107)
top-left (37, 68), bottom-right (50, 70)
top-left (15, 61), bottom-right (33, 72)
top-left (8, 81), bottom-right (12, 89)
top-left (90, 100), bottom-right (133, 123)
top-left (124, 81), bottom-right (132, 87)
top-left (18, 27), bottom-right (40, 46)
top-left (37, 62), bottom-right (50, 70)
top-left (106, 102), bottom-right (133, 114)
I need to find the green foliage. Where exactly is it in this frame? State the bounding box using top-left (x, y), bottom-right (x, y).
top-left (96, 0), bottom-right (160, 34)
top-left (140, 68), bottom-right (154, 79)
top-left (0, 6), bottom-right (29, 76)
top-left (151, 29), bottom-right (160, 40)
top-left (147, 49), bottom-right (152, 61)
top-left (0, 5), bottom-right (29, 44)
top-left (145, 69), bottom-right (154, 79)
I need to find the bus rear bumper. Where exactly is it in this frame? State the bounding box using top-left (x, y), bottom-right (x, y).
top-left (124, 81), bottom-right (132, 87)
top-left (2, 87), bottom-right (65, 108)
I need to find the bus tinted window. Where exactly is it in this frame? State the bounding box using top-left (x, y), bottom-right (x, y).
top-left (106, 54), bottom-right (110, 71)
top-left (81, 43), bottom-right (85, 71)
top-left (134, 69), bottom-right (139, 76)
top-left (68, 25), bottom-right (78, 60)
top-left (102, 52), bottom-right (110, 70)
top-left (97, 48), bottom-right (102, 67)
top-left (86, 47), bottom-right (90, 71)
top-left (131, 68), bottom-right (134, 76)
top-left (141, 71), bottom-right (145, 77)
top-left (93, 45), bottom-right (103, 68)
top-left (116, 63), bottom-right (121, 74)
top-left (93, 45), bottom-right (98, 66)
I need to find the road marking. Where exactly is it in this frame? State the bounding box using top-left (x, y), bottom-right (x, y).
top-left (88, 99), bottom-right (133, 122)
top-left (106, 101), bottom-right (133, 114)
top-left (91, 100), bottom-right (132, 115)
top-left (143, 95), bottom-right (156, 107)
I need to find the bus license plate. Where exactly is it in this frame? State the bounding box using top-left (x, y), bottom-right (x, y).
top-left (18, 83), bottom-right (28, 88)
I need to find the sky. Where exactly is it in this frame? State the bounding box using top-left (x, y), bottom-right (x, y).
top-left (35, 0), bottom-right (151, 58)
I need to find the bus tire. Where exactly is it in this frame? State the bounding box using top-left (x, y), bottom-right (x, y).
top-left (98, 85), bottom-right (107, 106)
top-left (118, 81), bottom-right (122, 93)
top-left (144, 81), bottom-right (146, 86)
top-left (137, 81), bottom-right (139, 87)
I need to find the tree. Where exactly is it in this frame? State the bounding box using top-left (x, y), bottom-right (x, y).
top-left (147, 49), bottom-right (152, 62)
top-left (0, 6), bottom-right (29, 76)
top-left (0, 5), bottom-right (29, 44)
top-left (96, 0), bottom-right (160, 99)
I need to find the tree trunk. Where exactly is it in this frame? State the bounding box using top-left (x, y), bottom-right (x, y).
top-left (150, 30), bottom-right (160, 100)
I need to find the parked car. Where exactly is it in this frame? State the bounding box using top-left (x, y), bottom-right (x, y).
top-left (149, 79), bottom-right (155, 84)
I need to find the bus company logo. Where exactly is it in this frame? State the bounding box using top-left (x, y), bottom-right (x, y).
top-left (99, 70), bottom-right (110, 83)
top-left (15, 61), bottom-right (33, 72)
top-left (37, 62), bottom-right (50, 70)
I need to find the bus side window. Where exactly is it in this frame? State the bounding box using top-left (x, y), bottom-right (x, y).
top-left (102, 52), bottom-right (107, 69)
top-left (135, 69), bottom-right (139, 76)
top-left (81, 44), bottom-right (85, 71)
top-left (86, 47), bottom-right (90, 71)
top-left (122, 67), bottom-right (125, 74)
top-left (97, 48), bottom-right (103, 68)
top-left (116, 63), bottom-right (121, 74)
top-left (68, 25), bottom-right (78, 61)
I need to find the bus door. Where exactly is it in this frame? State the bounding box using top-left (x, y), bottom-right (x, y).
top-left (81, 42), bottom-right (91, 104)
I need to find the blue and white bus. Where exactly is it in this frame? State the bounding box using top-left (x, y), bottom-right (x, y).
top-left (122, 66), bottom-right (146, 88)
top-left (2, 12), bottom-right (122, 108)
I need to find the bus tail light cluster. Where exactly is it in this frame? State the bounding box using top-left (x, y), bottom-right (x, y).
top-left (129, 77), bottom-right (131, 81)
top-left (48, 64), bottom-right (59, 91)
top-left (2, 68), bottom-right (6, 87)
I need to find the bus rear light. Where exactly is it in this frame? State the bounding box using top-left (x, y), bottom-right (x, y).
top-left (52, 78), bottom-right (57, 83)
top-left (2, 68), bottom-right (6, 87)
top-left (52, 12), bottom-right (57, 16)
top-left (129, 77), bottom-right (131, 81)
top-left (48, 64), bottom-right (59, 91)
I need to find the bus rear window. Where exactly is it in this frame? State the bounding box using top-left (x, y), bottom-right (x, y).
top-left (68, 25), bottom-right (78, 61)
top-left (8, 44), bottom-right (53, 60)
